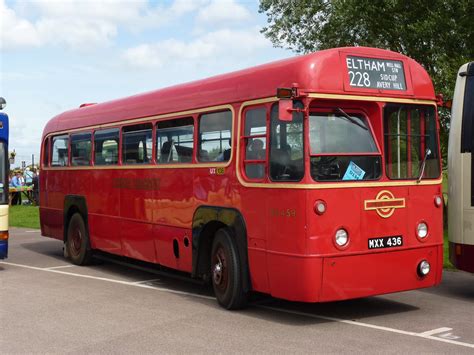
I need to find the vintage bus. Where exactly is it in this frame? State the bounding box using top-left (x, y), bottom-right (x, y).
top-left (40, 47), bottom-right (443, 309)
top-left (0, 98), bottom-right (9, 259)
top-left (448, 61), bottom-right (474, 273)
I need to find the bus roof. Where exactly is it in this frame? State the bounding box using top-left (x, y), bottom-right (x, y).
top-left (44, 46), bottom-right (435, 136)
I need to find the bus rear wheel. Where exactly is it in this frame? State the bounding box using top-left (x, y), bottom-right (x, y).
top-left (211, 228), bottom-right (248, 309)
top-left (66, 213), bottom-right (92, 266)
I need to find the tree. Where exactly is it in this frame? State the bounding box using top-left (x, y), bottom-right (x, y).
top-left (259, 0), bottom-right (474, 166)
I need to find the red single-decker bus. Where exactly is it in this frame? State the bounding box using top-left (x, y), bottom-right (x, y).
top-left (40, 47), bottom-right (443, 309)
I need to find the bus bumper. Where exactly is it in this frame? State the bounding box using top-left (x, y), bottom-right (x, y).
top-left (266, 245), bottom-right (442, 303)
top-left (449, 242), bottom-right (474, 273)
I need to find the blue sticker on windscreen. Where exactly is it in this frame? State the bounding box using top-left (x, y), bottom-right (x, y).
top-left (343, 161), bottom-right (366, 180)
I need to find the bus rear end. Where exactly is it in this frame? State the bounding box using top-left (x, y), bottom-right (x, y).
top-left (0, 106), bottom-right (9, 259)
top-left (448, 61), bottom-right (474, 273)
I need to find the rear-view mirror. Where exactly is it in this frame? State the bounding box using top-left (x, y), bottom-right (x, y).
top-left (279, 99), bottom-right (293, 121)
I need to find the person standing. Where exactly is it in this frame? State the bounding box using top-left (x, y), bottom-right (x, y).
top-left (32, 169), bottom-right (39, 205)
top-left (11, 171), bottom-right (23, 205)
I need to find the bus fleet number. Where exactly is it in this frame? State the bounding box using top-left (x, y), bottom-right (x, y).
top-left (349, 71), bottom-right (371, 88)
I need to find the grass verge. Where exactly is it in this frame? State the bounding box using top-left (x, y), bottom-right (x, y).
top-left (9, 205), bottom-right (40, 229)
top-left (443, 229), bottom-right (455, 270)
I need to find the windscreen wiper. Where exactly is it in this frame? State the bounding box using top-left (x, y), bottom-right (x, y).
top-left (335, 108), bottom-right (368, 130)
top-left (417, 148), bottom-right (432, 183)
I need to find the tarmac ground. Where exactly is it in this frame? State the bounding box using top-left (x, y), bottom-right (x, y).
top-left (1, 227), bottom-right (473, 353)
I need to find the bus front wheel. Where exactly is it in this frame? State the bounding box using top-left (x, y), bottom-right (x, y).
top-left (211, 228), bottom-right (248, 309)
top-left (66, 213), bottom-right (92, 266)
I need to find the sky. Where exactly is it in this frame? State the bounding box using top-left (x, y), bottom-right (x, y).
top-left (0, 0), bottom-right (292, 168)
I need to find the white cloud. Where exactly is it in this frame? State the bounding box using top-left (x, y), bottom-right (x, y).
top-left (0, 0), bottom-right (42, 49)
top-left (0, 0), bottom-right (207, 50)
top-left (197, 0), bottom-right (252, 26)
top-left (123, 27), bottom-right (270, 69)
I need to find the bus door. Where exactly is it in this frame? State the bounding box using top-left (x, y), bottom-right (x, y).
top-left (265, 103), bottom-right (309, 295)
top-left (459, 63), bottom-right (474, 209)
top-left (153, 118), bottom-right (194, 271)
top-left (89, 128), bottom-right (122, 254)
top-left (119, 123), bottom-right (156, 263)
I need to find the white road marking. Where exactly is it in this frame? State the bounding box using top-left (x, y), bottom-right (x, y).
top-left (2, 260), bottom-right (473, 349)
top-left (24, 230), bottom-right (40, 233)
top-left (420, 327), bottom-right (453, 336)
top-left (44, 265), bottom-right (77, 270)
top-left (439, 333), bottom-right (461, 340)
top-left (133, 278), bottom-right (162, 284)
top-left (0, 261), bottom-right (214, 300)
top-left (259, 306), bottom-right (474, 349)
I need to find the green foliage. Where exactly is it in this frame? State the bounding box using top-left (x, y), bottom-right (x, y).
top-left (444, 229), bottom-right (455, 270)
top-left (9, 206), bottom-right (40, 229)
top-left (259, 0), bottom-right (474, 166)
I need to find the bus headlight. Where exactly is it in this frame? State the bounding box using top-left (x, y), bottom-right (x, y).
top-left (434, 195), bottom-right (443, 207)
top-left (335, 229), bottom-right (348, 247)
top-left (417, 222), bottom-right (428, 239)
top-left (417, 260), bottom-right (430, 277)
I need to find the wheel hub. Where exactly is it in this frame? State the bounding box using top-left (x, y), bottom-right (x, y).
top-left (71, 228), bottom-right (82, 256)
top-left (212, 248), bottom-right (227, 290)
top-left (213, 261), bottom-right (223, 285)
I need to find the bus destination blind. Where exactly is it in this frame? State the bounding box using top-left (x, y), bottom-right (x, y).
top-left (346, 56), bottom-right (406, 91)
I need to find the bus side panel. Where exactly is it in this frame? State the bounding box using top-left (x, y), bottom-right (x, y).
top-left (154, 224), bottom-right (192, 271)
top-left (87, 169), bottom-right (121, 254)
top-left (43, 169), bottom-right (67, 240)
top-left (266, 189), bottom-right (308, 298)
top-left (266, 254), bottom-right (322, 302)
top-left (119, 169), bottom-right (156, 263)
top-left (448, 65), bottom-right (467, 247)
top-left (39, 207), bottom-right (54, 238)
top-left (121, 219), bottom-right (155, 263)
top-left (153, 168), bottom-right (194, 271)
top-left (241, 188), bottom-right (270, 293)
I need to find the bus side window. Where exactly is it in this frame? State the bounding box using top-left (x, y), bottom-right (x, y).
top-left (461, 63), bottom-right (474, 153)
top-left (198, 110), bottom-right (232, 162)
top-left (94, 128), bottom-right (119, 165)
top-left (122, 124), bottom-right (152, 165)
top-left (243, 107), bottom-right (267, 180)
top-left (51, 135), bottom-right (69, 167)
top-left (156, 117), bottom-right (194, 164)
top-left (70, 132), bottom-right (92, 166)
top-left (43, 138), bottom-right (50, 167)
top-left (384, 105), bottom-right (440, 179)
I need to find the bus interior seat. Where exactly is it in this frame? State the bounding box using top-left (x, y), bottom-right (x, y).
top-left (175, 145), bottom-right (192, 162)
top-left (223, 148), bottom-right (231, 161)
top-left (160, 141), bottom-right (173, 163)
top-left (199, 149), bottom-right (209, 161)
top-left (270, 148), bottom-right (291, 176)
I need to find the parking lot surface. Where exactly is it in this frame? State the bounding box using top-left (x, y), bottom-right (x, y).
top-left (1, 228), bottom-right (473, 353)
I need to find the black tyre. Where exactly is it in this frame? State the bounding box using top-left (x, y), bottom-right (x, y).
top-left (211, 228), bottom-right (248, 309)
top-left (66, 213), bottom-right (93, 265)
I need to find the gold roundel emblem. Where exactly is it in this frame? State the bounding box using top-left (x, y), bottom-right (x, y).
top-left (364, 190), bottom-right (406, 219)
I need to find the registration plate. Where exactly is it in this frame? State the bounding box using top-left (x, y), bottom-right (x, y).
top-left (368, 236), bottom-right (403, 249)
